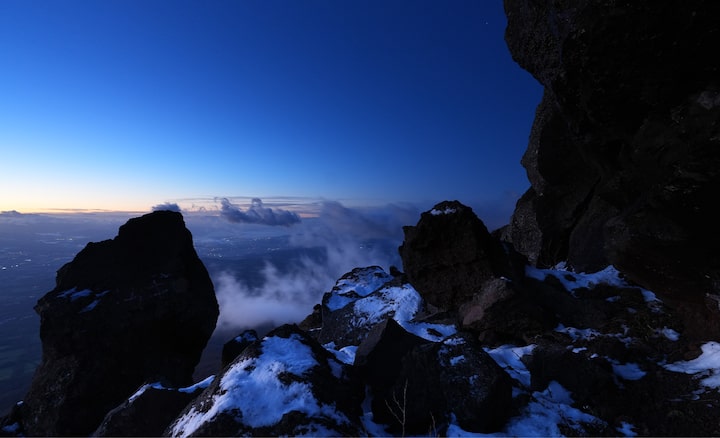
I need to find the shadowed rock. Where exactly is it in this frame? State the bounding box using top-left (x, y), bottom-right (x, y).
top-left (19, 211), bottom-right (218, 436)
top-left (502, 0), bottom-right (720, 338)
top-left (399, 201), bottom-right (515, 311)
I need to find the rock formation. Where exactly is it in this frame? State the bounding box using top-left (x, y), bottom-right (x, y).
top-left (398, 200), bottom-right (518, 311)
top-left (501, 0), bottom-right (720, 338)
top-left (17, 211), bottom-right (218, 436)
top-left (165, 324), bottom-right (364, 437)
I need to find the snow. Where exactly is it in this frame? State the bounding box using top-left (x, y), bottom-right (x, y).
top-left (526, 265), bottom-right (629, 293)
top-left (446, 381), bottom-right (605, 437)
top-left (128, 375), bottom-right (215, 403)
top-left (430, 207), bottom-right (457, 215)
top-left (525, 264), bottom-right (661, 311)
top-left (610, 361), bottom-right (646, 381)
top-left (554, 324), bottom-right (601, 342)
top-left (349, 281), bottom-right (457, 342)
top-left (58, 288), bottom-right (93, 301)
top-left (170, 333), bottom-right (350, 437)
top-left (1, 423), bottom-right (20, 434)
top-left (325, 267), bottom-right (392, 312)
top-left (324, 344), bottom-right (357, 365)
top-left (664, 341), bottom-right (720, 389)
top-left (59, 288), bottom-right (110, 312)
top-left (484, 344), bottom-right (536, 388)
top-left (617, 421), bottom-right (638, 437)
top-left (660, 327), bottom-right (680, 341)
top-left (401, 320), bottom-right (457, 341)
top-left (352, 284), bottom-right (422, 327)
top-left (450, 355), bottom-right (466, 366)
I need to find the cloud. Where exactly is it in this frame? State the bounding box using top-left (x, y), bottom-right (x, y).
top-left (213, 201), bottom-right (419, 334)
top-left (219, 198), bottom-right (301, 226)
top-left (152, 202), bottom-right (182, 212)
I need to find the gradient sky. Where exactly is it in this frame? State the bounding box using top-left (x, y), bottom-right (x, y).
top-left (0, 0), bottom-right (542, 213)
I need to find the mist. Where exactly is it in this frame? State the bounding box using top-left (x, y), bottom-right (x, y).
top-left (212, 201), bottom-right (418, 334)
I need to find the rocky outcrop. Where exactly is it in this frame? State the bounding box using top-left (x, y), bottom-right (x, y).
top-left (92, 378), bottom-right (213, 437)
top-left (501, 0), bottom-right (720, 338)
top-left (18, 211), bottom-right (218, 436)
top-left (399, 200), bottom-right (520, 311)
top-left (165, 324), bottom-right (364, 437)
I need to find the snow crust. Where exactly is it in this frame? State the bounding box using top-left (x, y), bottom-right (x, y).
top-left (430, 207), bottom-right (457, 215)
top-left (170, 333), bottom-right (349, 437)
top-left (128, 375), bottom-right (215, 404)
top-left (344, 279), bottom-right (457, 342)
top-left (526, 264), bottom-right (661, 307)
top-left (447, 381), bottom-right (606, 437)
top-left (664, 341), bottom-right (720, 389)
top-left (484, 344), bottom-right (535, 388)
top-left (325, 267), bottom-right (393, 312)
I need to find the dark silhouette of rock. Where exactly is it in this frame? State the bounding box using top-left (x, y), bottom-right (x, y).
top-left (399, 200), bottom-right (515, 311)
top-left (357, 324), bottom-right (512, 435)
top-left (502, 0), bottom-right (720, 338)
top-left (353, 318), bottom-right (430, 392)
top-left (220, 329), bottom-right (258, 368)
top-left (165, 324), bottom-right (363, 437)
top-left (19, 211), bottom-right (218, 436)
top-left (92, 379), bottom-right (211, 437)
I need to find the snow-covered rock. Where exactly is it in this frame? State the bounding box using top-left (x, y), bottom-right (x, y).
top-left (166, 325), bottom-right (363, 437)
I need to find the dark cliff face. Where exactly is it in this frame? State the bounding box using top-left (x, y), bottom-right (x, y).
top-left (502, 1), bottom-right (720, 315)
top-left (19, 210), bottom-right (218, 437)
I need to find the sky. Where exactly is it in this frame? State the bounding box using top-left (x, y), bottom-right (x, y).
top-left (0, 0), bottom-right (542, 213)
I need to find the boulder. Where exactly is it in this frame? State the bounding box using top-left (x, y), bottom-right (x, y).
top-left (369, 331), bottom-right (513, 435)
top-left (398, 200), bottom-right (514, 311)
top-left (316, 266), bottom-right (423, 348)
top-left (353, 318), bottom-right (430, 392)
top-left (502, 0), bottom-right (720, 332)
top-left (19, 211), bottom-right (218, 436)
top-left (166, 324), bottom-right (363, 437)
top-left (92, 378), bottom-right (212, 437)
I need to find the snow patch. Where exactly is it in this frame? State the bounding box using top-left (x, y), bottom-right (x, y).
top-left (610, 361), bottom-right (646, 381)
top-left (485, 344), bottom-right (535, 388)
top-left (326, 267), bottom-right (392, 312)
top-left (170, 333), bottom-right (350, 436)
top-left (447, 381), bottom-right (605, 437)
top-left (617, 421), bottom-right (638, 437)
top-left (58, 288), bottom-right (93, 301)
top-left (430, 207), bottom-right (457, 215)
top-left (660, 327), bottom-right (680, 341)
top-left (664, 341), bottom-right (720, 389)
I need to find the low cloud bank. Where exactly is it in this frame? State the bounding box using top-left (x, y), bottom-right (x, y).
top-left (213, 201), bottom-right (419, 333)
top-left (220, 198), bottom-right (301, 226)
top-left (152, 202), bottom-right (182, 212)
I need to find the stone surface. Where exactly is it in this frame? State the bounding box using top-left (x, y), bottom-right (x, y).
top-left (383, 333), bottom-right (512, 435)
top-left (19, 211), bottom-right (218, 436)
top-left (398, 200), bottom-right (514, 311)
top-left (502, 0), bottom-right (720, 339)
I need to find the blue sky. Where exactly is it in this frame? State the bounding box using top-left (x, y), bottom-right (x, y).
top-left (0, 0), bottom-right (542, 213)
